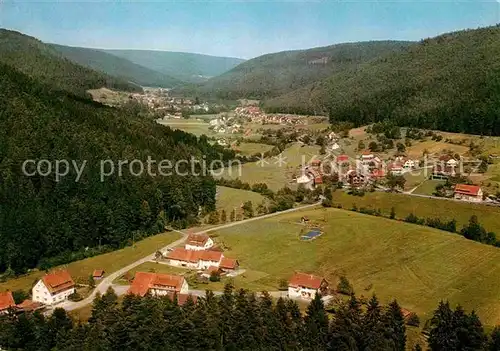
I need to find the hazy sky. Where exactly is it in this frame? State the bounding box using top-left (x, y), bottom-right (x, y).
top-left (1, 1), bottom-right (499, 59)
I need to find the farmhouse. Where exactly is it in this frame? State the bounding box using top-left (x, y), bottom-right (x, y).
top-left (0, 291), bottom-right (15, 314)
top-left (388, 162), bottom-right (404, 175)
top-left (166, 248), bottom-right (238, 271)
top-left (93, 270), bottom-right (105, 280)
top-left (454, 184), bottom-right (483, 203)
top-left (128, 272), bottom-right (189, 297)
top-left (185, 233), bottom-right (214, 251)
top-left (288, 272), bottom-right (329, 300)
top-left (360, 151), bottom-right (375, 165)
top-left (32, 270), bottom-right (75, 305)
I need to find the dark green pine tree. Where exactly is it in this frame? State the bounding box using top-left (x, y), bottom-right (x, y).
top-left (328, 295), bottom-right (362, 351)
top-left (303, 292), bottom-right (329, 350)
top-left (453, 307), bottom-right (486, 350)
top-left (161, 293), bottom-right (183, 349)
top-left (219, 283), bottom-right (236, 349)
top-left (230, 289), bottom-right (258, 350)
top-left (46, 307), bottom-right (73, 348)
top-left (258, 291), bottom-right (281, 350)
top-left (384, 300), bottom-right (407, 351)
top-left (488, 326), bottom-right (500, 351)
top-left (286, 299), bottom-right (304, 349)
top-left (275, 297), bottom-right (295, 350)
top-left (428, 301), bottom-right (457, 351)
top-left (362, 295), bottom-right (389, 350)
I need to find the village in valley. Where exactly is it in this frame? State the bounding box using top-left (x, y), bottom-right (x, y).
top-left (3, 91), bottom-right (500, 351)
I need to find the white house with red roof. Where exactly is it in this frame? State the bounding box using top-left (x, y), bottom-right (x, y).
top-left (128, 272), bottom-right (189, 297)
top-left (32, 270), bottom-right (75, 305)
top-left (0, 291), bottom-right (15, 314)
top-left (454, 184), bottom-right (483, 203)
top-left (288, 272), bottom-right (329, 300)
top-left (185, 233), bottom-right (214, 251)
top-left (167, 248), bottom-right (238, 271)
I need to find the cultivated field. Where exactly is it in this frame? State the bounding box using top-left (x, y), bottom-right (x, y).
top-left (157, 120), bottom-right (213, 137)
top-left (216, 186), bottom-right (268, 214)
top-left (412, 180), bottom-right (445, 196)
top-left (0, 232), bottom-right (180, 293)
top-left (231, 142), bottom-right (274, 156)
top-left (406, 140), bottom-right (469, 158)
top-left (211, 207), bottom-right (500, 326)
top-left (216, 143), bottom-right (321, 191)
top-left (331, 191), bottom-right (500, 233)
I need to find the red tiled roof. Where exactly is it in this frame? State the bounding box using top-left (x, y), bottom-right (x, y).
top-left (167, 248), bottom-right (200, 263)
top-left (198, 250), bottom-right (223, 262)
top-left (454, 184), bottom-right (481, 196)
top-left (206, 266), bottom-right (220, 273)
top-left (314, 176), bottom-right (323, 184)
top-left (337, 155), bottom-right (349, 162)
top-left (15, 299), bottom-right (43, 312)
top-left (166, 292), bottom-right (198, 306)
top-left (371, 169), bottom-right (385, 178)
top-left (220, 258), bottom-right (239, 270)
top-left (362, 151), bottom-right (374, 156)
top-left (186, 233), bottom-right (210, 247)
top-left (0, 291), bottom-right (15, 311)
top-left (167, 248), bottom-right (223, 263)
top-left (42, 270), bottom-right (75, 294)
top-left (128, 272), bottom-right (185, 297)
top-left (93, 270), bottom-right (105, 278)
top-left (288, 272), bottom-right (325, 289)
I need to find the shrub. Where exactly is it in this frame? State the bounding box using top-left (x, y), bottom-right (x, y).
top-left (68, 292), bottom-right (83, 302)
top-left (337, 276), bottom-right (354, 295)
top-left (209, 271), bottom-right (221, 282)
top-left (278, 279), bottom-right (288, 291)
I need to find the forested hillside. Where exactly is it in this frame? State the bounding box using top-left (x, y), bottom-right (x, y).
top-left (177, 41), bottom-right (412, 100)
top-left (103, 49), bottom-right (245, 83)
top-left (0, 63), bottom-right (235, 274)
top-left (266, 25), bottom-right (500, 135)
top-left (50, 44), bottom-right (183, 88)
top-left (0, 29), bottom-right (141, 97)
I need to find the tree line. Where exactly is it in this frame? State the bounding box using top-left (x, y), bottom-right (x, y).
top-left (1, 284), bottom-right (500, 350)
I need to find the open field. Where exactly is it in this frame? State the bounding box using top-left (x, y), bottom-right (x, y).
top-left (406, 140), bottom-right (469, 159)
top-left (231, 142), bottom-right (274, 156)
top-left (331, 191), bottom-right (500, 233)
top-left (0, 232), bottom-right (180, 293)
top-left (157, 120), bottom-right (213, 136)
top-left (216, 143), bottom-right (321, 191)
top-left (216, 186), bottom-right (268, 214)
top-left (412, 180), bottom-right (444, 196)
top-left (211, 207), bottom-right (500, 326)
top-left (403, 170), bottom-right (430, 191)
top-left (87, 88), bottom-right (130, 105)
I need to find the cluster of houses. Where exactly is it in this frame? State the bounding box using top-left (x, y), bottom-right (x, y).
top-left (296, 159), bottom-right (324, 189)
top-left (234, 106), bottom-right (305, 126)
top-left (209, 115), bottom-right (243, 134)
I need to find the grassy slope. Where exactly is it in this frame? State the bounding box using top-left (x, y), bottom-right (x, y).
top-left (216, 186), bottom-right (268, 214)
top-left (180, 41), bottom-right (412, 100)
top-left (50, 44), bottom-right (182, 88)
top-left (216, 143), bottom-right (321, 191)
top-left (212, 207), bottom-right (500, 325)
top-left (0, 233), bottom-right (180, 292)
top-left (103, 49), bottom-right (245, 83)
top-left (0, 29), bottom-right (140, 96)
top-left (331, 191), bottom-right (500, 233)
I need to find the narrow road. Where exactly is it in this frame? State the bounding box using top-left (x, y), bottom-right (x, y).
top-left (55, 201), bottom-right (321, 312)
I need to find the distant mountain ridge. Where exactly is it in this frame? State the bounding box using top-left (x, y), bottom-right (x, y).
top-left (265, 25), bottom-right (500, 135)
top-left (176, 40), bottom-right (413, 100)
top-left (102, 49), bottom-right (245, 83)
top-left (50, 44), bottom-right (183, 88)
top-left (0, 29), bottom-right (141, 96)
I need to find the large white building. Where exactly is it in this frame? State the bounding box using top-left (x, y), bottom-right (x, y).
top-left (167, 247), bottom-right (238, 271)
top-left (185, 233), bottom-right (214, 251)
top-left (128, 272), bottom-right (189, 297)
top-left (288, 272), bottom-right (328, 300)
top-left (32, 270), bottom-right (75, 305)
